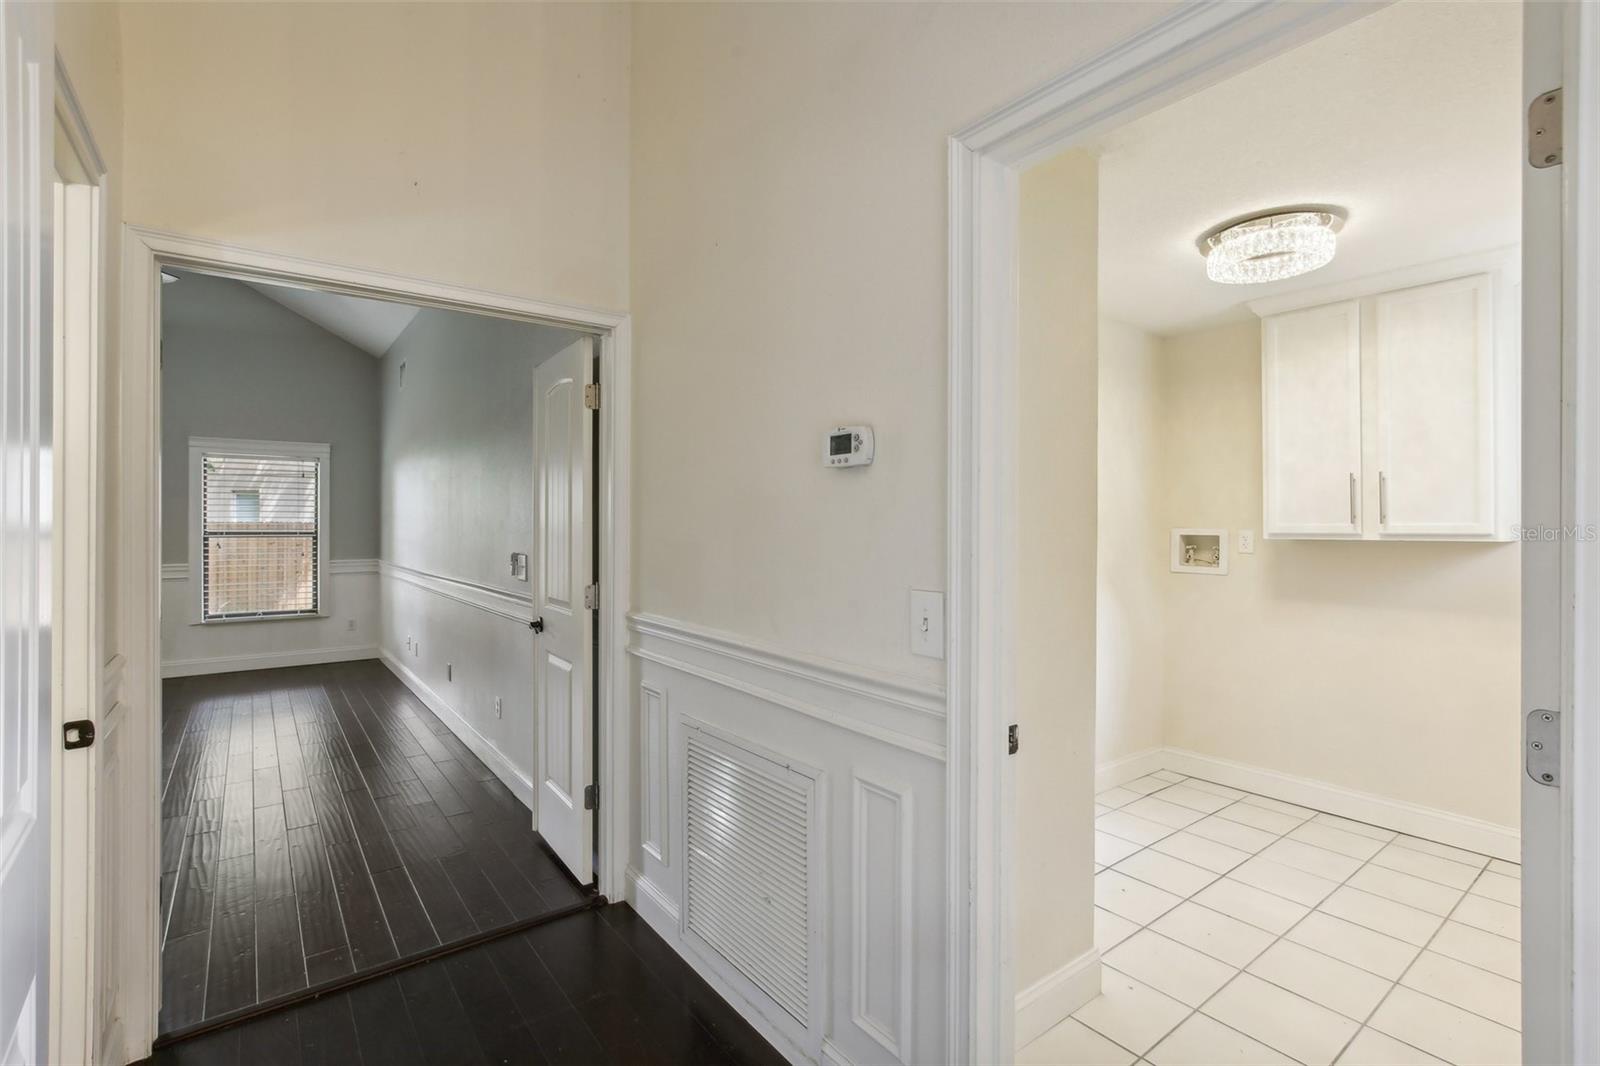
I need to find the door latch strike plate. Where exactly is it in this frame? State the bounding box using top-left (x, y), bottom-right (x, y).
top-left (1526, 708), bottom-right (1560, 787)
top-left (64, 719), bottom-right (96, 750)
top-left (1007, 724), bottom-right (1019, 756)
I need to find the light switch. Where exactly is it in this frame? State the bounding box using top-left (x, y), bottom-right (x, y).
top-left (910, 589), bottom-right (945, 660)
top-left (1238, 530), bottom-right (1256, 554)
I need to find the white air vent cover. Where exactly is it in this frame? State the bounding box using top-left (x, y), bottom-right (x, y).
top-left (684, 727), bottom-right (814, 1026)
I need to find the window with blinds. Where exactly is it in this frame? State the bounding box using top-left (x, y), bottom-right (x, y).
top-left (197, 446), bottom-right (324, 621)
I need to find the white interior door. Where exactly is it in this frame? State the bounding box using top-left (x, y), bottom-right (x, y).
top-left (0, 3), bottom-right (54, 1064)
top-left (1520, 2), bottom-right (1579, 1062)
top-left (533, 336), bottom-right (596, 884)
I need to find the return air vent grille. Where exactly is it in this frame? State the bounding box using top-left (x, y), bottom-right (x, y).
top-left (684, 728), bottom-right (813, 1026)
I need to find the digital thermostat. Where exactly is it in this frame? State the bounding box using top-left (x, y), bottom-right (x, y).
top-left (824, 425), bottom-right (874, 468)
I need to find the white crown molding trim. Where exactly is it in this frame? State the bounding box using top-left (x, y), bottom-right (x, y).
top-left (163, 558), bottom-right (377, 581)
top-left (629, 642), bottom-right (946, 763)
top-left (379, 560), bottom-right (534, 626)
top-left (1013, 947), bottom-right (1101, 1050)
top-left (161, 644), bottom-right (377, 679)
top-left (1246, 246), bottom-right (1519, 319)
top-left (1093, 746), bottom-right (1169, 793)
top-left (629, 612), bottom-right (944, 719)
top-left (379, 651), bottom-right (534, 809)
top-left (1150, 746), bottom-right (1520, 862)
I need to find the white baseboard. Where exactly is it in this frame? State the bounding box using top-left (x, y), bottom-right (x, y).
top-left (161, 644), bottom-right (377, 678)
top-left (379, 650), bottom-right (535, 810)
top-left (1014, 947), bottom-right (1102, 1049)
top-left (625, 865), bottom-right (680, 927)
top-left (624, 868), bottom-right (810, 1066)
top-left (1094, 746), bottom-right (1168, 792)
top-left (1153, 747), bottom-right (1520, 862)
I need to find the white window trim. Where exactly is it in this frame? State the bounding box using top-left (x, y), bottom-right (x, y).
top-left (186, 436), bottom-right (332, 624)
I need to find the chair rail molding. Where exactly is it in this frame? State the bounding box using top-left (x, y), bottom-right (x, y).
top-left (380, 559), bottom-right (534, 625)
top-left (627, 612), bottom-right (946, 761)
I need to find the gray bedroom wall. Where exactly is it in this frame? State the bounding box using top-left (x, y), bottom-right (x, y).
top-left (379, 309), bottom-right (583, 591)
top-left (160, 270), bottom-right (383, 563)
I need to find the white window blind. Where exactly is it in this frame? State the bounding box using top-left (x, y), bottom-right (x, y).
top-left (199, 450), bottom-right (322, 620)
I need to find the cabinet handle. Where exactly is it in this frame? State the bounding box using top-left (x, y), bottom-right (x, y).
top-left (1379, 471), bottom-right (1389, 526)
top-left (1349, 473), bottom-right (1358, 526)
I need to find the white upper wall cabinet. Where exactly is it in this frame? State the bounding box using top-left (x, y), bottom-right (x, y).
top-left (1262, 300), bottom-right (1364, 537)
top-left (1253, 251), bottom-right (1519, 542)
top-left (1374, 275), bottom-right (1496, 536)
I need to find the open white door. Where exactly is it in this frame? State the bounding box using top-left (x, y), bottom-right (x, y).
top-left (533, 336), bottom-right (597, 884)
top-left (1522, 3), bottom-right (1600, 1064)
top-left (0, 2), bottom-right (54, 1063)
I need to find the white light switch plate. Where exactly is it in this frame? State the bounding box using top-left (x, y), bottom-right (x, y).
top-left (910, 589), bottom-right (945, 660)
top-left (1238, 530), bottom-right (1256, 554)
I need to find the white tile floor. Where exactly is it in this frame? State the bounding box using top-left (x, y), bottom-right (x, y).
top-left (1021, 770), bottom-right (1522, 1066)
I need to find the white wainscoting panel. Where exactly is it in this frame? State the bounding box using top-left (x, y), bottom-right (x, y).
top-left (626, 613), bottom-right (947, 1066)
top-left (378, 561), bottom-right (537, 810)
top-left (641, 684), bottom-right (667, 864)
top-left (850, 776), bottom-right (913, 1060)
top-left (160, 560), bottom-right (379, 677)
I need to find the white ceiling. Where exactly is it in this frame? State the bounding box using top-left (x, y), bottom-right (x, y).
top-left (244, 280), bottom-right (420, 357)
top-left (1095, 0), bottom-right (1521, 336)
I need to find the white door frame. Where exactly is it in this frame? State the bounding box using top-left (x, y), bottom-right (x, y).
top-left (943, 1), bottom-right (1592, 1062)
top-left (49, 54), bottom-right (110, 1066)
top-left (116, 226), bottom-right (633, 1057)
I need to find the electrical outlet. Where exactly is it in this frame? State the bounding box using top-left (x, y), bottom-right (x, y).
top-left (346, 618), bottom-right (356, 632)
top-left (494, 697), bottom-right (503, 719)
top-left (1238, 529), bottom-right (1256, 554)
top-left (446, 663), bottom-right (453, 682)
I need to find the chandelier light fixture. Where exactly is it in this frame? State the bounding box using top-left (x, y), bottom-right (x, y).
top-left (1199, 208), bottom-right (1346, 285)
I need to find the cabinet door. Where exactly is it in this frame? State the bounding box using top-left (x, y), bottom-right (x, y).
top-left (1262, 300), bottom-right (1363, 537)
top-left (1373, 274), bottom-right (1494, 537)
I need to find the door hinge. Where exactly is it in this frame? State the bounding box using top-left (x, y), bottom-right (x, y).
top-left (584, 583), bottom-right (600, 610)
top-left (1527, 708), bottom-right (1560, 787)
top-left (583, 783), bottom-right (599, 810)
top-left (1529, 88), bottom-right (1562, 168)
top-left (1007, 723), bottom-right (1019, 756)
top-left (584, 383), bottom-right (601, 410)
top-left (64, 719), bottom-right (96, 750)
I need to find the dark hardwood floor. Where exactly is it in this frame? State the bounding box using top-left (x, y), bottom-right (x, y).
top-left (159, 660), bottom-right (589, 1036)
top-left (150, 905), bottom-right (785, 1066)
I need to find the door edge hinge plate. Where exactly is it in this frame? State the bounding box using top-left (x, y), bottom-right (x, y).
top-left (1530, 88), bottom-right (1562, 168)
top-left (1526, 708), bottom-right (1560, 787)
top-left (64, 719), bottom-right (96, 750)
top-left (583, 583), bottom-right (600, 610)
top-left (583, 783), bottom-right (599, 810)
top-left (583, 383), bottom-right (601, 410)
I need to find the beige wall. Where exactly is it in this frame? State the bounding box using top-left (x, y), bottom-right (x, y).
top-left (1159, 322), bottom-right (1521, 827)
top-left (1096, 318), bottom-right (1167, 768)
top-left (630, 1), bottom-right (1171, 681)
top-left (1095, 320), bottom-right (1521, 828)
top-left (1015, 150), bottom-right (1099, 994)
top-left (119, 1), bottom-right (631, 311)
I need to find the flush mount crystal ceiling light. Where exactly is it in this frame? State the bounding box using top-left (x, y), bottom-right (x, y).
top-left (1198, 208), bottom-right (1346, 285)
